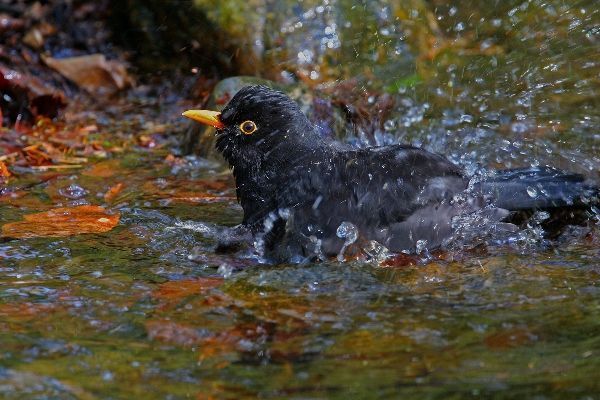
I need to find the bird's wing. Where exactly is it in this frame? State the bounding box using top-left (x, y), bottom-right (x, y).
top-left (337, 145), bottom-right (467, 225)
top-left (269, 145), bottom-right (466, 241)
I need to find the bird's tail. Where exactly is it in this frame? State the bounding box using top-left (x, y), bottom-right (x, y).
top-left (478, 167), bottom-right (599, 211)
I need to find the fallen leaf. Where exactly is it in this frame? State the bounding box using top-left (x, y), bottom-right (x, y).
top-left (43, 54), bottom-right (133, 94)
top-left (0, 64), bottom-right (67, 121)
top-left (82, 159), bottom-right (120, 178)
top-left (0, 160), bottom-right (10, 183)
top-left (1, 205), bottom-right (120, 239)
top-left (23, 28), bottom-right (44, 48)
top-left (104, 182), bottom-right (124, 203)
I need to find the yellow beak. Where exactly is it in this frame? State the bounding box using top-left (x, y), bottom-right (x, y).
top-left (182, 109), bottom-right (225, 129)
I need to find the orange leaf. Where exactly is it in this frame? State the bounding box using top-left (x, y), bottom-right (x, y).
top-left (1, 205), bottom-right (120, 239)
top-left (0, 160), bottom-right (10, 184)
top-left (0, 160), bottom-right (10, 177)
top-left (82, 160), bottom-right (119, 178)
top-left (104, 182), bottom-right (124, 203)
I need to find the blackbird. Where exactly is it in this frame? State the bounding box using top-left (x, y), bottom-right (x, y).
top-left (183, 85), bottom-right (599, 260)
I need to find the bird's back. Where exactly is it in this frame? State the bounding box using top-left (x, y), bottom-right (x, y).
top-left (266, 144), bottom-right (468, 256)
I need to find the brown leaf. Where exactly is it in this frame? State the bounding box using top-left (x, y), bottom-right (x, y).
top-left (42, 54), bottom-right (133, 94)
top-left (0, 160), bottom-right (10, 184)
top-left (104, 182), bottom-right (124, 203)
top-left (0, 64), bottom-right (67, 121)
top-left (82, 160), bottom-right (119, 178)
top-left (1, 205), bottom-right (120, 239)
top-left (23, 28), bottom-right (44, 48)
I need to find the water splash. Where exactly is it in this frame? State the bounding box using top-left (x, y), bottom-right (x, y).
top-left (510, 210), bottom-right (551, 250)
top-left (217, 263), bottom-right (234, 279)
top-left (415, 239), bottom-right (429, 255)
top-left (336, 221), bottom-right (358, 262)
top-left (363, 240), bottom-right (392, 264)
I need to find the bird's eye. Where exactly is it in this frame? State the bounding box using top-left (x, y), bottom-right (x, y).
top-left (239, 120), bottom-right (257, 135)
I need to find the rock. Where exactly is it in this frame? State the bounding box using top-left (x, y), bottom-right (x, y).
top-left (108, 0), bottom-right (261, 75)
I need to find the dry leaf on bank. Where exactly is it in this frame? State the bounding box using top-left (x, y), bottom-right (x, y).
top-left (43, 54), bottom-right (132, 94)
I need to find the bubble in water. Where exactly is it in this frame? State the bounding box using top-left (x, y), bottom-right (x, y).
top-left (59, 184), bottom-right (88, 199)
top-left (460, 114), bottom-right (474, 123)
top-left (217, 263), bottom-right (233, 279)
top-left (526, 186), bottom-right (538, 198)
top-left (383, 119), bottom-right (396, 131)
top-left (102, 371), bottom-right (114, 382)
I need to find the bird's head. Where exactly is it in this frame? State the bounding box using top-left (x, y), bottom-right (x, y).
top-left (183, 85), bottom-right (320, 169)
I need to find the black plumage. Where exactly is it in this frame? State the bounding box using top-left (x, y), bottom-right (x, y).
top-left (184, 85), bottom-right (599, 260)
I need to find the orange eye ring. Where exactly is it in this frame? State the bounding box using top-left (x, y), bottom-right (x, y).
top-left (239, 120), bottom-right (257, 135)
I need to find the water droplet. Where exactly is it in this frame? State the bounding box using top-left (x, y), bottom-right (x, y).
top-left (102, 371), bottom-right (114, 381)
top-left (217, 263), bottom-right (233, 279)
top-left (533, 211), bottom-right (550, 223)
top-left (363, 240), bottom-right (391, 263)
top-left (415, 239), bottom-right (428, 254)
top-left (460, 114), bottom-right (474, 123)
top-left (59, 184), bottom-right (88, 199)
top-left (336, 221), bottom-right (358, 262)
top-left (526, 186), bottom-right (538, 198)
top-left (383, 119), bottom-right (396, 131)
top-left (337, 222), bottom-right (358, 244)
